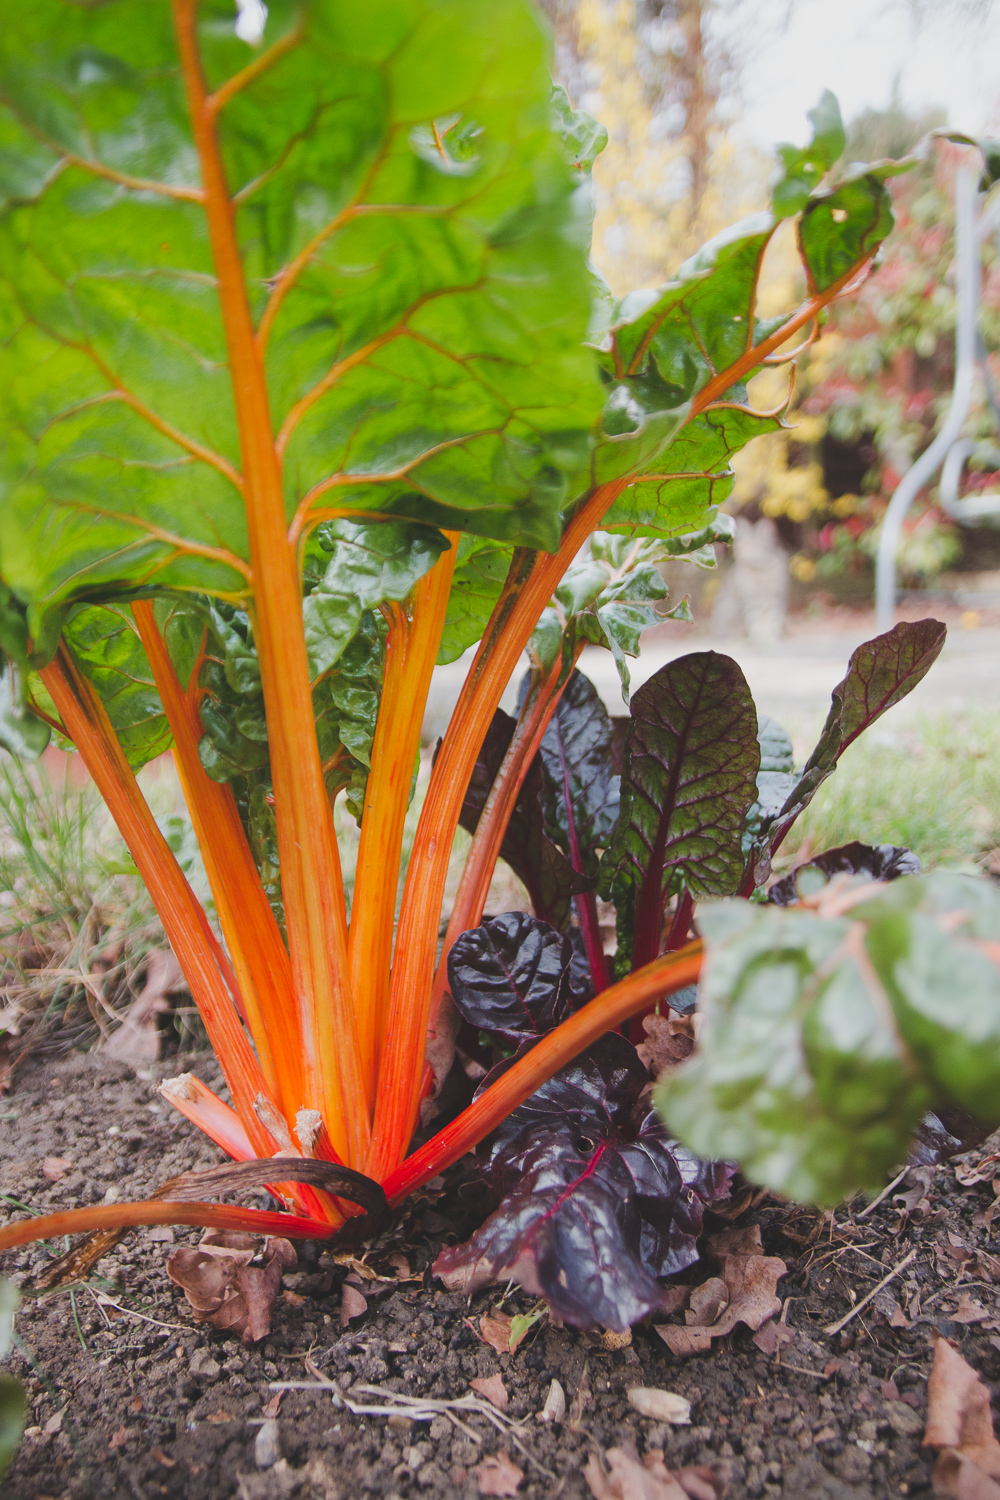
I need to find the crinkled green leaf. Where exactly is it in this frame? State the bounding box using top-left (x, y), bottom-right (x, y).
top-left (63, 604), bottom-right (172, 769)
top-left (799, 166), bottom-right (897, 293)
top-left (0, 0), bottom-right (603, 648)
top-left (0, 665), bottom-right (49, 760)
top-left (601, 652), bottom-right (760, 969)
top-left (437, 536), bottom-right (511, 665)
top-left (756, 714), bottom-right (794, 774)
top-left (550, 84), bottom-right (607, 175)
top-left (304, 520), bottom-right (449, 677)
top-left (659, 872), bottom-right (1000, 1204)
top-left (772, 91), bottom-right (846, 219)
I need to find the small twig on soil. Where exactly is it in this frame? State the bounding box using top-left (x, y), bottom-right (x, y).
top-left (823, 1246), bottom-right (918, 1335)
top-left (777, 1364), bottom-right (833, 1379)
top-left (89, 1291), bottom-right (188, 1334)
top-left (856, 1165), bottom-right (911, 1220)
top-left (271, 1370), bottom-right (555, 1478)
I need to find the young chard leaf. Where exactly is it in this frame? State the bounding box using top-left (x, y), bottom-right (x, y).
top-left (447, 912), bottom-right (590, 1047)
top-left (435, 1034), bottom-right (729, 1331)
top-left (764, 621), bottom-right (946, 859)
top-left (659, 872), bottom-right (1000, 1205)
top-left (456, 710), bottom-right (593, 930)
top-left (602, 652), bottom-right (760, 970)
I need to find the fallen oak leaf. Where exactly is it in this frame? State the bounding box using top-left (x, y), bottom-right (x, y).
top-left (475, 1448), bottom-right (523, 1496)
top-left (951, 1293), bottom-right (990, 1325)
top-left (655, 1253), bottom-right (785, 1357)
top-left (924, 1337), bottom-right (1000, 1498)
top-left (167, 1233), bottom-right (296, 1346)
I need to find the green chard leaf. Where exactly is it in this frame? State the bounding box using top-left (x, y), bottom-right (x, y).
top-left (437, 536), bottom-right (512, 666)
top-left (63, 603), bottom-right (172, 769)
top-left (0, 0), bottom-right (604, 651)
top-left (771, 90), bottom-right (846, 219)
top-left (658, 872), bottom-right (1000, 1205)
top-left (600, 652), bottom-right (760, 970)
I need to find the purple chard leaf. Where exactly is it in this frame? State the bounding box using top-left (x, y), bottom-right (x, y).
top-left (453, 710), bottom-right (593, 930)
top-left (746, 620), bottom-right (946, 886)
top-left (434, 1034), bottom-right (732, 1331)
top-left (447, 912), bottom-right (591, 1048)
top-left (600, 652), bottom-right (760, 971)
top-left (768, 840), bottom-right (920, 907)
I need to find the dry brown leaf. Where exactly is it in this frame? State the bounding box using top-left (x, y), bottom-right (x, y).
top-left (475, 1449), bottom-right (523, 1496)
top-left (470, 1374), bottom-right (508, 1412)
top-left (925, 1337), bottom-right (1000, 1498)
top-left (705, 1224), bottom-right (764, 1258)
top-left (952, 1294), bottom-right (991, 1325)
top-left (538, 1378), bottom-right (566, 1424)
top-left (687, 1278), bottom-right (728, 1326)
top-left (751, 1320), bottom-right (796, 1356)
top-left (655, 1252), bottom-right (785, 1358)
top-left (585, 1447), bottom-right (729, 1500)
top-left (340, 1284), bottom-right (367, 1327)
top-left (42, 1156), bottom-right (73, 1182)
top-left (108, 1424), bottom-right (127, 1449)
top-left (167, 1234), bottom-right (295, 1345)
top-left (635, 1014), bottom-right (694, 1077)
top-left (956, 1154), bottom-right (1000, 1188)
top-left (104, 949), bottom-right (183, 1062)
top-left (479, 1309), bottom-right (514, 1355)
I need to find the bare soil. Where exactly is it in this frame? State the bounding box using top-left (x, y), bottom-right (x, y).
top-left (3, 1052), bottom-right (1000, 1500)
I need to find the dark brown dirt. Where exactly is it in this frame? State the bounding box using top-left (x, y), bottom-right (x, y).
top-left (3, 1052), bottom-right (1000, 1500)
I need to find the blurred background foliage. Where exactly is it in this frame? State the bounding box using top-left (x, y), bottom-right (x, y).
top-left (543, 0), bottom-right (1000, 598)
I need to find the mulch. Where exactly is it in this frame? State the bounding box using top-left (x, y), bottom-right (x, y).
top-left (3, 1050), bottom-right (1000, 1500)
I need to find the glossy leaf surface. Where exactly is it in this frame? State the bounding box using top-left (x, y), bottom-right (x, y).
top-left (456, 709), bottom-right (593, 930)
top-left (536, 668), bottom-right (619, 881)
top-left (435, 1035), bottom-right (728, 1331)
top-left (768, 841), bottom-right (919, 907)
top-left (602, 652), bottom-right (760, 968)
top-left (447, 911), bottom-right (590, 1046)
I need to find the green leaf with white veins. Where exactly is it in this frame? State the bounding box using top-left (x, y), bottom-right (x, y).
top-left (0, 0), bottom-right (603, 648)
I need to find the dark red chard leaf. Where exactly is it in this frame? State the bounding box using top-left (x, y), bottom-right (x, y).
top-left (434, 1035), bottom-right (730, 1331)
top-left (537, 669), bottom-right (620, 879)
top-left (601, 653), bottom-right (760, 971)
top-left (768, 841), bottom-right (920, 907)
top-left (454, 711), bottom-right (593, 930)
top-left (767, 621), bottom-right (946, 858)
top-left (447, 912), bottom-right (591, 1047)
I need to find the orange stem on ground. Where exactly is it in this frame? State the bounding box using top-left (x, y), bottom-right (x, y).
top-left (132, 601), bottom-right (304, 1120)
top-left (158, 1074), bottom-right (255, 1161)
top-left (172, 0), bottom-right (365, 1166)
top-left (428, 642), bottom-right (584, 1022)
top-left (348, 539), bottom-right (459, 1109)
top-left (383, 942), bottom-right (703, 1202)
top-left (0, 1202), bottom-right (336, 1252)
top-left (39, 650), bottom-right (276, 1160)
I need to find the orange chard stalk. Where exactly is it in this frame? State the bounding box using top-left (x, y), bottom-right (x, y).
top-left (0, 1202), bottom-right (335, 1253)
top-left (428, 639), bottom-right (585, 1022)
top-left (384, 942), bottom-right (703, 1202)
top-left (39, 650), bottom-right (277, 1160)
top-left (367, 483), bottom-right (629, 1181)
top-left (348, 539), bottom-right (459, 1107)
top-left (132, 601), bottom-right (305, 1123)
top-left (171, 0), bottom-right (366, 1166)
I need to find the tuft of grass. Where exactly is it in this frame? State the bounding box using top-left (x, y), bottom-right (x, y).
top-left (0, 752), bottom-right (202, 1062)
top-left (779, 707), bottom-right (1000, 875)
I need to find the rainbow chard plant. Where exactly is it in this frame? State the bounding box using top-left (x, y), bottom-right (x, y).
top-left (0, 8), bottom-right (927, 1325)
